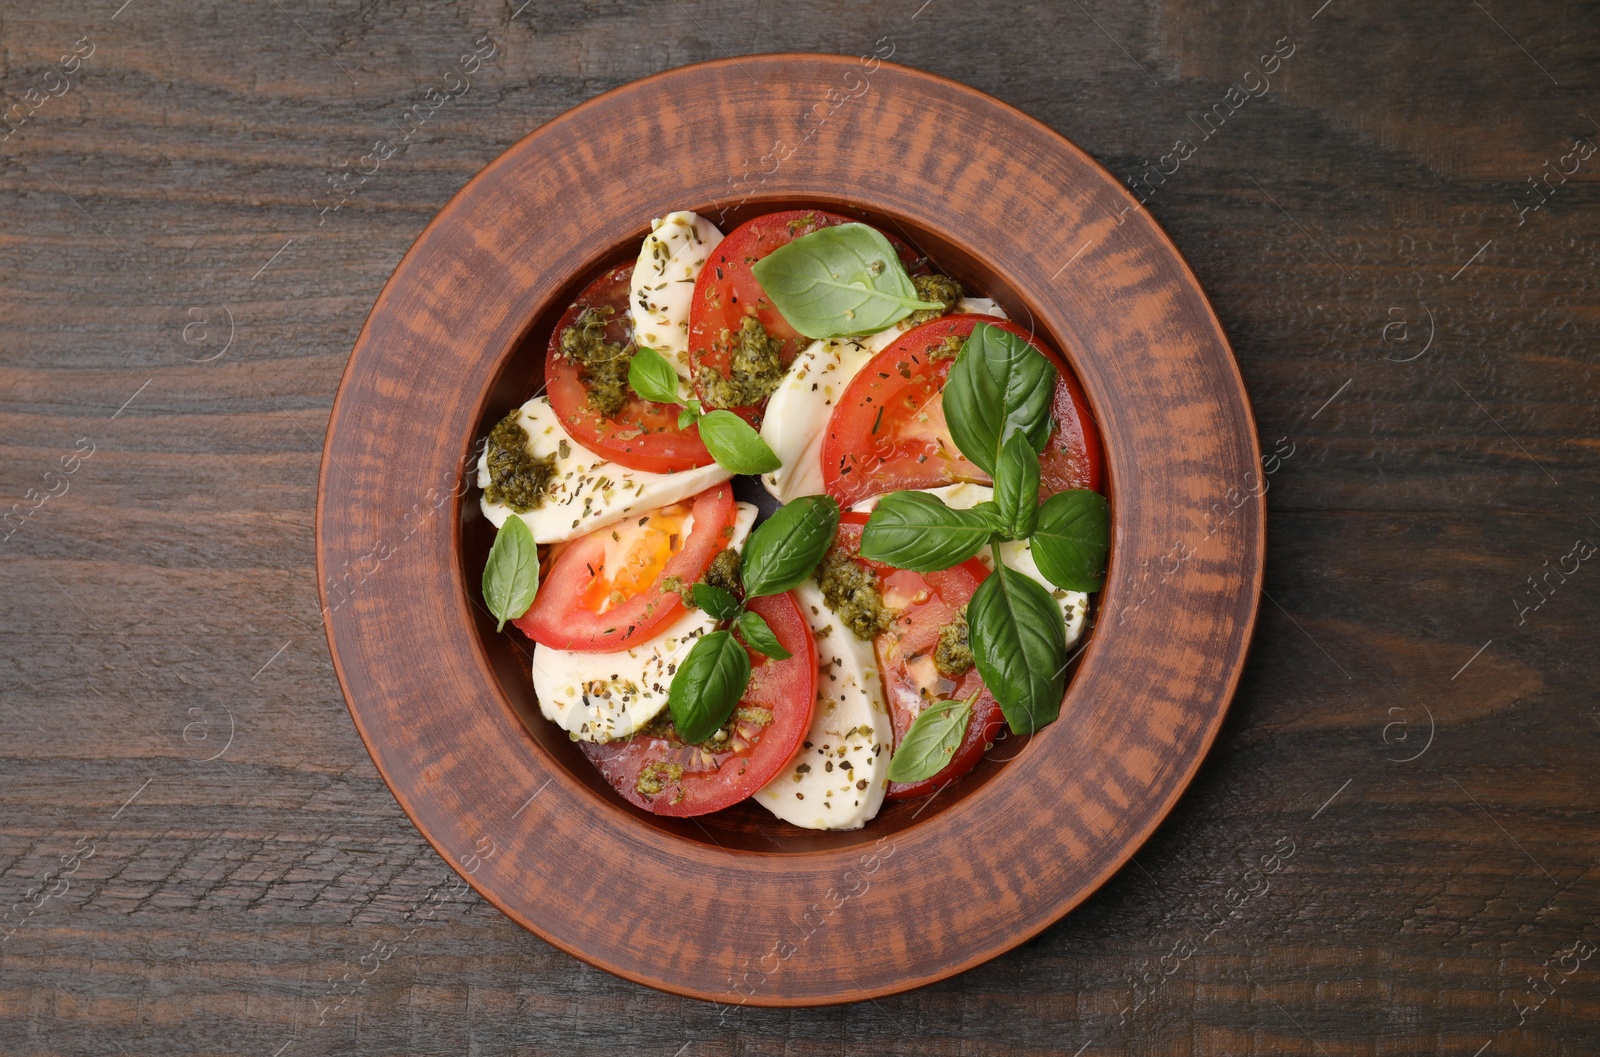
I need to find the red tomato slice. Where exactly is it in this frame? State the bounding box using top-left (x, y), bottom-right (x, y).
top-left (581, 591), bottom-right (818, 816)
top-left (821, 315), bottom-right (1104, 508)
top-left (687, 210), bottom-right (924, 425)
top-left (545, 262), bottom-right (715, 473)
top-left (513, 484), bottom-right (736, 652)
top-left (832, 514), bottom-right (1004, 800)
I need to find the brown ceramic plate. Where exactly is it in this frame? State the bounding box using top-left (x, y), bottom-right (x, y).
top-left (317, 53), bottom-right (1263, 1006)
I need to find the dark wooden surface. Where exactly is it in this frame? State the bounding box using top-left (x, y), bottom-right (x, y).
top-left (1, 0), bottom-right (1595, 1053)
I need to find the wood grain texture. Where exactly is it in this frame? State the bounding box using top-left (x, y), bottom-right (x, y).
top-left (317, 54), bottom-right (1262, 1004)
top-left (1, 0), bottom-right (1596, 1052)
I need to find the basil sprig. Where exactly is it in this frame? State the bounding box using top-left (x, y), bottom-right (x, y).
top-left (968, 557), bottom-right (1067, 733)
top-left (859, 491), bottom-right (994, 572)
top-left (482, 516), bottom-right (539, 631)
top-left (669, 631), bottom-right (751, 742)
top-left (692, 582), bottom-right (741, 621)
top-left (1031, 490), bottom-right (1110, 592)
top-left (945, 323), bottom-right (1058, 477)
top-left (886, 692), bottom-right (978, 783)
top-left (627, 347), bottom-right (780, 474)
top-left (664, 495), bottom-right (840, 740)
top-left (735, 610), bottom-right (792, 661)
top-left (992, 432), bottom-right (1041, 540)
top-left (739, 495), bottom-right (841, 597)
top-left (750, 223), bottom-right (941, 339)
top-left (858, 322), bottom-right (1110, 735)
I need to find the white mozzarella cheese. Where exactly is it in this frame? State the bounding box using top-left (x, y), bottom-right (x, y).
top-left (758, 299), bottom-right (1009, 504)
top-left (754, 578), bottom-right (893, 830)
top-left (478, 396), bottom-right (731, 544)
top-left (850, 483), bottom-right (1089, 648)
top-left (530, 503), bottom-right (758, 743)
top-left (630, 211), bottom-right (723, 378)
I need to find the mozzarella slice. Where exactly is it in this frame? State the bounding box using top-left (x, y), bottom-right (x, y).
top-left (850, 483), bottom-right (1089, 648)
top-left (531, 503), bottom-right (758, 743)
top-left (758, 332), bottom-right (891, 503)
top-left (758, 299), bottom-right (1009, 503)
top-left (754, 578), bottom-right (892, 830)
top-left (478, 396), bottom-right (731, 544)
top-left (630, 211), bottom-right (724, 378)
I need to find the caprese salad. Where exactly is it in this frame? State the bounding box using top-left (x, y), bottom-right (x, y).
top-left (475, 208), bottom-right (1108, 831)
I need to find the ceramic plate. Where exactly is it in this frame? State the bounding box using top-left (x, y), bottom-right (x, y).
top-left (317, 53), bottom-right (1263, 1006)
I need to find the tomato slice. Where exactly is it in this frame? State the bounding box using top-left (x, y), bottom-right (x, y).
top-left (821, 315), bottom-right (1104, 508)
top-left (581, 591), bottom-right (818, 816)
top-left (545, 262), bottom-right (715, 473)
top-left (687, 210), bottom-right (924, 425)
top-left (831, 514), bottom-right (1004, 800)
top-left (513, 484), bottom-right (736, 652)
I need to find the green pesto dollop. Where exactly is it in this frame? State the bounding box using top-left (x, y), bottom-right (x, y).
top-left (560, 307), bottom-right (634, 417)
top-left (634, 760), bottom-right (683, 797)
top-left (703, 546), bottom-right (743, 599)
top-left (817, 546), bottom-right (894, 641)
top-left (659, 574), bottom-right (695, 607)
top-left (933, 606), bottom-right (975, 678)
top-left (928, 333), bottom-right (966, 362)
top-left (696, 316), bottom-right (785, 410)
top-left (484, 411), bottom-right (557, 512)
top-left (908, 273), bottom-right (963, 326)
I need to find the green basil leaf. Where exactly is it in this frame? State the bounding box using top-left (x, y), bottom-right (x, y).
top-left (945, 323), bottom-right (1058, 476)
top-left (968, 559), bottom-right (1067, 735)
top-left (740, 494), bottom-right (840, 598)
top-left (993, 431), bottom-right (1041, 540)
top-left (676, 405), bottom-right (696, 430)
top-left (627, 346), bottom-right (684, 406)
top-left (734, 610), bottom-right (791, 660)
top-left (692, 582), bottom-right (742, 621)
top-left (750, 223), bottom-right (941, 339)
top-left (1031, 489), bottom-right (1111, 591)
top-left (482, 515), bottom-right (539, 632)
top-left (885, 693), bottom-right (976, 783)
top-left (859, 490), bottom-right (994, 572)
top-left (697, 409), bottom-right (782, 475)
top-left (668, 630), bottom-right (751, 743)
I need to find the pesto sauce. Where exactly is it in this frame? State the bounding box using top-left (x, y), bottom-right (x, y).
top-left (929, 333), bottom-right (966, 362)
top-left (907, 273), bottom-right (963, 327)
top-left (559, 307), bottom-right (634, 417)
top-left (702, 547), bottom-right (742, 599)
top-left (817, 546), bottom-right (894, 641)
top-left (484, 411), bottom-right (557, 512)
top-left (635, 761), bottom-right (683, 797)
top-left (695, 316), bottom-right (785, 409)
top-left (659, 574), bottom-right (696, 607)
top-left (933, 606), bottom-right (975, 678)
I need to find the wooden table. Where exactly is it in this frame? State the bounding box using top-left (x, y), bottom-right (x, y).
top-left (2, 1), bottom-right (1595, 1053)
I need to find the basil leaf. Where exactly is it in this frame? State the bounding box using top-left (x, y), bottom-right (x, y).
top-left (992, 432), bottom-right (1041, 540)
top-left (668, 630), bottom-right (751, 743)
top-left (945, 323), bottom-right (1058, 476)
top-left (692, 582), bottom-right (742, 621)
top-left (676, 405), bottom-right (696, 430)
top-left (859, 491), bottom-right (994, 572)
top-left (885, 693), bottom-right (976, 783)
top-left (627, 346), bottom-right (684, 406)
top-left (735, 610), bottom-right (792, 660)
top-left (968, 559), bottom-right (1067, 735)
top-left (697, 410), bottom-right (782, 475)
top-left (1031, 489), bottom-right (1111, 591)
top-left (482, 516), bottom-right (539, 632)
top-left (750, 223), bottom-right (941, 339)
top-left (740, 494), bottom-right (840, 598)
